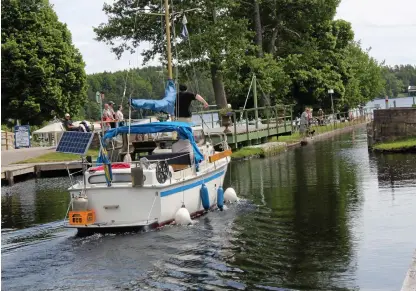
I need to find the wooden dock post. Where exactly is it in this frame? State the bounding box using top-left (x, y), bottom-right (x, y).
top-left (253, 74), bottom-right (259, 130)
top-left (275, 105), bottom-right (279, 136)
top-left (233, 111), bottom-right (238, 148)
top-left (284, 106), bottom-right (287, 132)
top-left (245, 111), bottom-right (251, 146)
top-left (5, 171), bottom-right (14, 186)
top-left (35, 165), bottom-right (41, 178)
top-left (290, 106), bottom-right (293, 132)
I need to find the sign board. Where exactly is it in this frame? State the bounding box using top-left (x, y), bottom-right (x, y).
top-left (14, 125), bottom-right (31, 148)
top-left (328, 89), bottom-right (334, 94)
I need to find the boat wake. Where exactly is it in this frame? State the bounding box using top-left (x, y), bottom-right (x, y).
top-left (1, 220), bottom-right (69, 253)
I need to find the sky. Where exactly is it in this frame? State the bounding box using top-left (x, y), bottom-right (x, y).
top-left (50, 0), bottom-right (416, 75)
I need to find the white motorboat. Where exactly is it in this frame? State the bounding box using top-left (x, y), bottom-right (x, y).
top-left (62, 121), bottom-right (232, 235)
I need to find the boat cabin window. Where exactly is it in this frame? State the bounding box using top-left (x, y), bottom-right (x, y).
top-left (88, 173), bottom-right (132, 184)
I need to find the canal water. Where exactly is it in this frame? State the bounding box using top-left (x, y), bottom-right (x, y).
top-left (2, 127), bottom-right (416, 291)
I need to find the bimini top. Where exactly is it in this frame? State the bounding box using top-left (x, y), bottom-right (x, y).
top-left (129, 79), bottom-right (176, 115)
top-left (102, 121), bottom-right (204, 164)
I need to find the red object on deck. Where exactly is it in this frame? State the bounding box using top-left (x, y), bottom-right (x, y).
top-left (89, 163), bottom-right (131, 172)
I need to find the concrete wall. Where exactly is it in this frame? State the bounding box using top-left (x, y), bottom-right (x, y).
top-left (367, 108), bottom-right (416, 146)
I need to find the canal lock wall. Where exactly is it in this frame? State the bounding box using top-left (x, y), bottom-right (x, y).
top-left (367, 108), bottom-right (416, 147)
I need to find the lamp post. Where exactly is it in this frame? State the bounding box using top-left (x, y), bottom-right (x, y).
top-left (328, 89), bottom-right (334, 126)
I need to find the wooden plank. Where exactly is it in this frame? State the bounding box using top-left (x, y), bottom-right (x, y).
top-left (209, 149), bottom-right (232, 163)
top-left (36, 162), bottom-right (82, 172)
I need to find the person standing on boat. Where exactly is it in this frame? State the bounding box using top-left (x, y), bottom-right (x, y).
top-left (175, 84), bottom-right (209, 123)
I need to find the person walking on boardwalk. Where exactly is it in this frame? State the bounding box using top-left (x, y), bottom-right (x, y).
top-left (317, 108), bottom-right (324, 126)
top-left (175, 84), bottom-right (209, 123)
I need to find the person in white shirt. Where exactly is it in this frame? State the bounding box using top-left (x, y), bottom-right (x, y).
top-left (116, 105), bottom-right (124, 127)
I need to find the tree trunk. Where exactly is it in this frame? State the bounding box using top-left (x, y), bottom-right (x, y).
top-left (210, 5), bottom-right (228, 109)
top-left (266, 0), bottom-right (278, 55)
top-left (267, 27), bottom-right (278, 55)
top-left (210, 63), bottom-right (228, 109)
top-left (253, 0), bottom-right (263, 58)
top-left (253, 0), bottom-right (265, 107)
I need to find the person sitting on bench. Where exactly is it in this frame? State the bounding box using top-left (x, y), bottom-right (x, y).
top-left (63, 113), bottom-right (84, 132)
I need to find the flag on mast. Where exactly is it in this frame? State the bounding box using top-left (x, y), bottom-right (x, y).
top-left (181, 15), bottom-right (189, 39)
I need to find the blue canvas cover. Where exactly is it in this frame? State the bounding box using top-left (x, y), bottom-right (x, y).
top-left (102, 121), bottom-right (204, 164)
top-left (129, 79), bottom-right (176, 115)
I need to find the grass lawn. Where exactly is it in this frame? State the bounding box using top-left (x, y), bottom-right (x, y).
top-left (273, 120), bottom-right (359, 144)
top-left (15, 149), bottom-right (100, 164)
top-left (372, 138), bottom-right (416, 152)
top-left (231, 119), bottom-right (365, 160)
top-left (231, 147), bottom-right (265, 159)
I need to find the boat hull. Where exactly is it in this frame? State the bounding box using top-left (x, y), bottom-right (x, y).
top-left (66, 163), bottom-right (228, 235)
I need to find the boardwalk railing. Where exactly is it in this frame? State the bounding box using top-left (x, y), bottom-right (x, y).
top-left (193, 104), bottom-right (294, 130)
top-left (1, 131), bottom-right (14, 150)
top-left (193, 105), bottom-right (294, 148)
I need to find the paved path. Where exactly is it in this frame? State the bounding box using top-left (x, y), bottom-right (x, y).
top-left (1, 146), bottom-right (55, 166)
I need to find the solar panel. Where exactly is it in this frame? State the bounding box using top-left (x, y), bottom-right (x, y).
top-left (56, 131), bottom-right (95, 155)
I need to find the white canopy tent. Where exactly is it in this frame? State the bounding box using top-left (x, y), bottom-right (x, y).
top-left (32, 122), bottom-right (65, 146)
top-left (32, 121), bottom-right (99, 146)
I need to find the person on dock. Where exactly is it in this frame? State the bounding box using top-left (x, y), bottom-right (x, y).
top-left (175, 84), bottom-right (209, 123)
top-left (317, 108), bottom-right (324, 126)
top-left (299, 108), bottom-right (310, 138)
top-left (108, 101), bottom-right (117, 128)
top-left (116, 105), bottom-right (124, 127)
top-left (102, 103), bottom-right (114, 131)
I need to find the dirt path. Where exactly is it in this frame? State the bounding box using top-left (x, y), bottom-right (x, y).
top-left (1, 147), bottom-right (55, 166)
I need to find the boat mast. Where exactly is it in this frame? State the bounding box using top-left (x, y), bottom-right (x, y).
top-left (164, 0), bottom-right (173, 80)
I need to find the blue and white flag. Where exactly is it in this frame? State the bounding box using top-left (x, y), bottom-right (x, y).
top-left (181, 24), bottom-right (189, 39)
top-left (181, 15), bottom-right (189, 39)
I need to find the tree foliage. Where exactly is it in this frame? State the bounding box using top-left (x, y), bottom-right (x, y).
top-left (94, 0), bottom-right (389, 114)
top-left (84, 66), bottom-right (214, 120)
top-left (381, 65), bottom-right (416, 97)
top-left (1, 0), bottom-right (87, 125)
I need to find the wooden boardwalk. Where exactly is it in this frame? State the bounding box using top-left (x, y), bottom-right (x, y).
top-left (1, 161), bottom-right (83, 185)
top-left (204, 121), bottom-right (292, 148)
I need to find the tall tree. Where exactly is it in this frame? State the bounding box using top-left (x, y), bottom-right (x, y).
top-left (1, 0), bottom-right (87, 125)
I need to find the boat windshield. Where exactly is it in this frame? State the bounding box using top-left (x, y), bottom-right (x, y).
top-left (193, 129), bottom-right (205, 145)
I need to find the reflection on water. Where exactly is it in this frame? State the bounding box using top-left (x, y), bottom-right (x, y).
top-left (1, 127), bottom-right (416, 291)
top-left (1, 177), bottom-right (72, 230)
